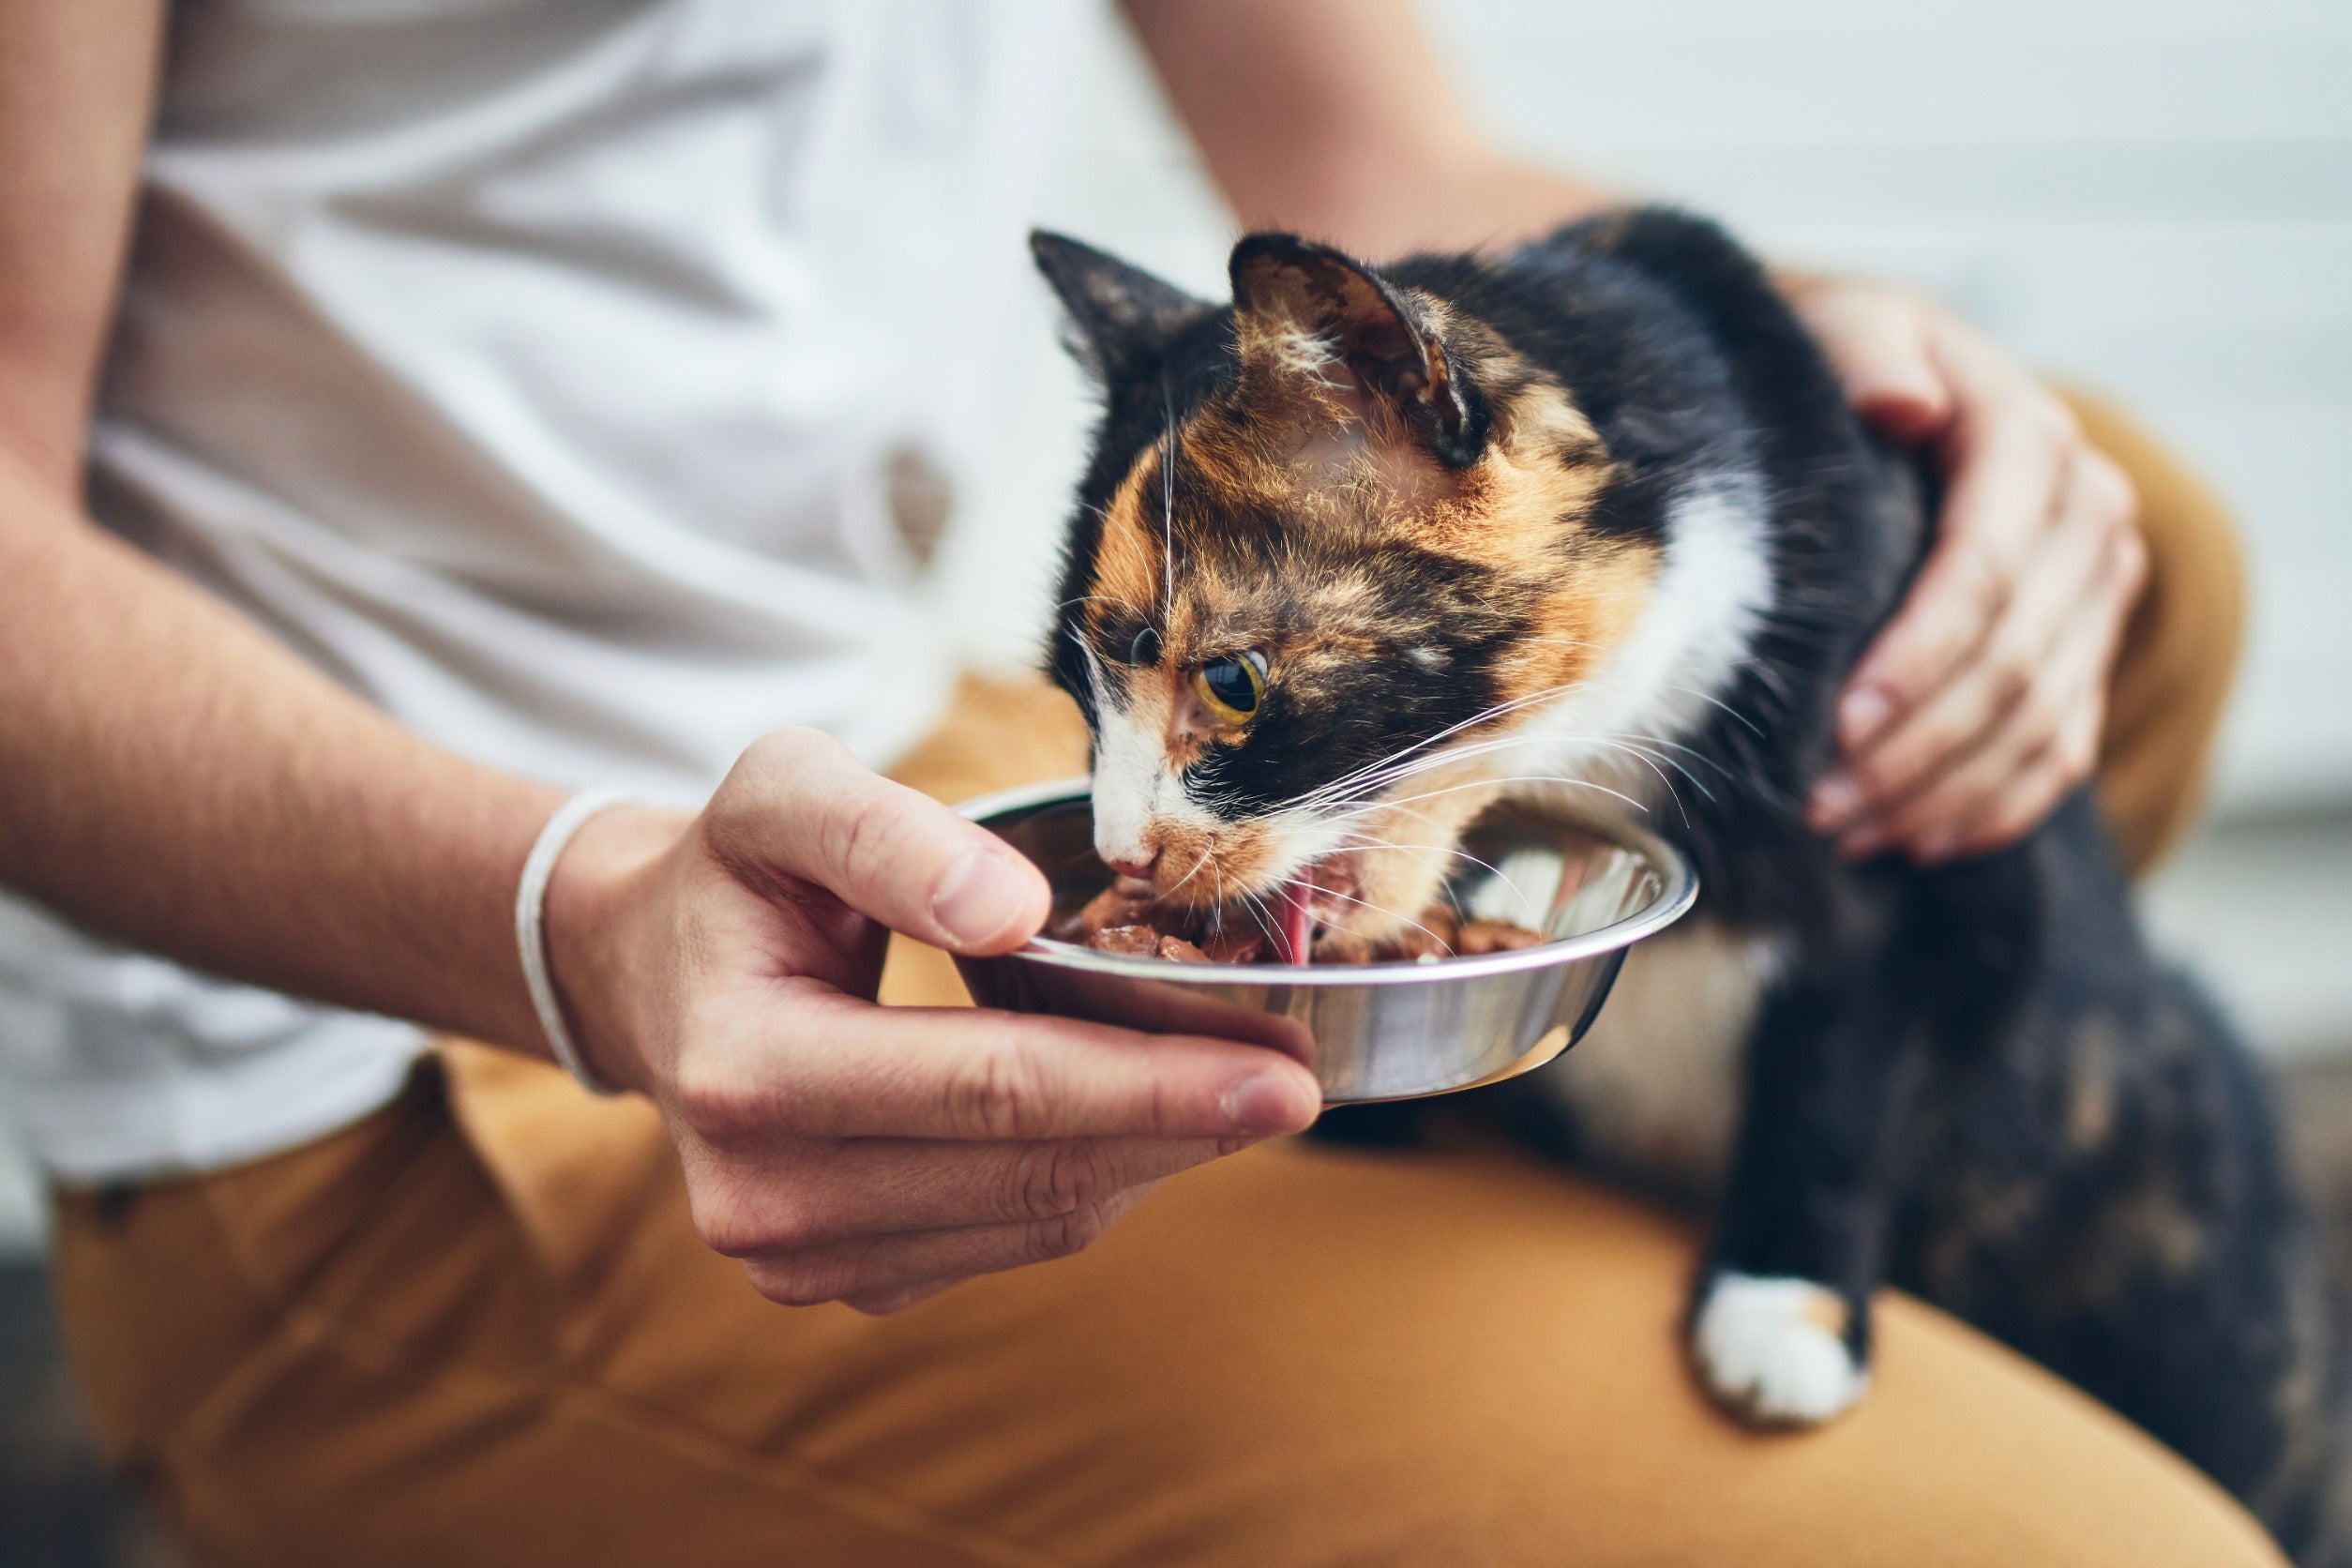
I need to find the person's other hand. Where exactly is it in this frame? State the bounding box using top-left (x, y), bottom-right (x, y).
top-left (1786, 276), bottom-right (2148, 863)
top-left (539, 730), bottom-right (1321, 1314)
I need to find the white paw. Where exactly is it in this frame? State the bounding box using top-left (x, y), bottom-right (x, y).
top-left (1692, 1273), bottom-right (1868, 1426)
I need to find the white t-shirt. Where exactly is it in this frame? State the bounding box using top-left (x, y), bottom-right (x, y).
top-left (0, 0), bottom-right (1092, 1181)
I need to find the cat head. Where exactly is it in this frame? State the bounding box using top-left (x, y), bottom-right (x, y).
top-left (1033, 230), bottom-right (1667, 954)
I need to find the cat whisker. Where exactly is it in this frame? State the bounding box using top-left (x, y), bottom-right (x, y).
top-left (1276, 682), bottom-right (1599, 812)
top-left (1300, 882), bottom-right (1451, 953)
top-left (1290, 719), bottom-right (1611, 807)
top-left (1158, 843), bottom-right (1215, 902)
top-left (1327, 830), bottom-right (1535, 913)
top-left (1320, 773), bottom-right (1648, 821)
top-left (1294, 722), bottom-right (1721, 830)
top-left (1300, 683), bottom-right (1591, 788)
top-left (1214, 859), bottom-right (1280, 950)
top-left (1159, 373), bottom-right (1178, 626)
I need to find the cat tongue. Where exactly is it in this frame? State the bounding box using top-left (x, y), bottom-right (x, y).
top-left (1274, 872), bottom-right (1316, 967)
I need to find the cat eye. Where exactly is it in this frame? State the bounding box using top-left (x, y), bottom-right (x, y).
top-left (1128, 626), bottom-right (1161, 666)
top-left (1193, 651), bottom-right (1269, 726)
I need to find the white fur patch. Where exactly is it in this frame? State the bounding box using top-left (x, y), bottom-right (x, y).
top-left (1539, 918), bottom-right (1779, 1197)
top-left (1258, 321), bottom-right (1344, 383)
top-left (1500, 470), bottom-right (1779, 1193)
top-left (1693, 1273), bottom-right (1868, 1426)
top-left (1512, 470), bottom-right (1774, 802)
top-left (1090, 701), bottom-right (1168, 866)
top-left (1091, 697), bottom-right (1220, 869)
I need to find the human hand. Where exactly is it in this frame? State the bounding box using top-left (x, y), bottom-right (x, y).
top-left (540, 730), bottom-right (1321, 1314)
top-left (1785, 276), bottom-right (2148, 863)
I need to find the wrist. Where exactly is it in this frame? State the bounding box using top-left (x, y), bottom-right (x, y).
top-left (539, 800), bottom-right (694, 1095)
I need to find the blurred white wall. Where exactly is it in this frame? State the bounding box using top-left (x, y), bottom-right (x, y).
top-left (927, 0), bottom-right (2352, 815)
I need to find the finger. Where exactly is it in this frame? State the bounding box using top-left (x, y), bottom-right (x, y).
top-left (840, 1279), bottom-right (955, 1317)
top-left (743, 1185), bottom-right (1155, 1309)
top-left (687, 1134), bottom-right (1246, 1257)
top-left (685, 983), bottom-right (1321, 1145)
top-left (1843, 701), bottom-right (2058, 864)
top-left (1908, 570), bottom-right (2125, 862)
top-left (1823, 459), bottom-right (2113, 824)
top-left (842, 1178), bottom-right (1175, 1315)
top-left (1832, 442), bottom-right (2135, 846)
top-left (711, 727), bottom-right (1050, 955)
top-left (1802, 284), bottom-right (1954, 439)
top-left (1843, 581), bottom-right (2121, 860)
top-left (1928, 709), bottom-right (2103, 863)
top-left (1833, 365), bottom-right (2073, 761)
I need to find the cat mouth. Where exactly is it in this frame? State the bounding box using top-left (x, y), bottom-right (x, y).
top-left (1077, 852), bottom-right (1368, 966)
top-left (1274, 857), bottom-right (1364, 965)
top-left (1065, 848), bottom-right (1485, 967)
top-left (1274, 872), bottom-right (1316, 965)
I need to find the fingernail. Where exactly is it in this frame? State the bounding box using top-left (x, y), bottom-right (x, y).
top-left (1811, 773), bottom-right (1863, 827)
top-left (930, 846), bottom-right (1035, 949)
top-left (1840, 687), bottom-right (1894, 747)
top-left (1222, 1071), bottom-right (1317, 1135)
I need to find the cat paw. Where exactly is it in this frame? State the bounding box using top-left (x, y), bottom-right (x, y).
top-left (1692, 1273), bottom-right (1868, 1426)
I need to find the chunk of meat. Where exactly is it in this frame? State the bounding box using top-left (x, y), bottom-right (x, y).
top-left (1083, 925), bottom-right (1162, 957)
top-left (1052, 881), bottom-right (1157, 942)
top-left (1454, 919), bottom-right (1546, 956)
top-left (1054, 882), bottom-right (1544, 966)
top-left (1199, 927), bottom-right (1268, 964)
top-left (1371, 905), bottom-right (1461, 962)
top-left (1309, 929), bottom-right (1377, 965)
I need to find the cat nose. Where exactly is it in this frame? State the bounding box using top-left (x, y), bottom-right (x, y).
top-left (1104, 850), bottom-right (1160, 881)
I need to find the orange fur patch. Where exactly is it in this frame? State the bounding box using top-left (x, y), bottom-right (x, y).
top-left (1085, 458), bottom-right (1168, 633)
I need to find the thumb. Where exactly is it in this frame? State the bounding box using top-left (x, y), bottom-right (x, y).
top-left (712, 729), bottom-right (1051, 955)
top-left (1840, 329), bottom-right (1952, 444)
top-left (1806, 289), bottom-right (1954, 444)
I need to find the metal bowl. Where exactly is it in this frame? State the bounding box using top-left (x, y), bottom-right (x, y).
top-left (954, 779), bottom-right (1697, 1103)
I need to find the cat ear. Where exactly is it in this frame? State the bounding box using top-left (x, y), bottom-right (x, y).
top-left (1228, 233), bottom-right (1481, 468)
top-left (1031, 231), bottom-right (1210, 386)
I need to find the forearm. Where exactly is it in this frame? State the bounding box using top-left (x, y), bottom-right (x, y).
top-left (1328, 157), bottom-right (1616, 261)
top-left (1124, 0), bottom-right (1613, 259)
top-left (0, 451), bottom-right (566, 1054)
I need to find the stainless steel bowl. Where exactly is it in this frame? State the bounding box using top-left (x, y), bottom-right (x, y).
top-left (954, 779), bottom-right (1697, 1103)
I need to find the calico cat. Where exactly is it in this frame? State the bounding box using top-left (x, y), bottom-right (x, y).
top-left (1031, 209), bottom-right (2348, 1561)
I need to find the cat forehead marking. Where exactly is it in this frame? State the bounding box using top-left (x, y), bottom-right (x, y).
top-left (1086, 451), bottom-right (1172, 626)
top-left (1077, 346), bottom-right (1659, 723)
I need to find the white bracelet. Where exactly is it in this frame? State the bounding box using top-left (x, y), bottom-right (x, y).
top-left (516, 788), bottom-right (635, 1095)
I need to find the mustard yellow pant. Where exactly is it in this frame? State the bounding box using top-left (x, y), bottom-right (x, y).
top-left (50, 394), bottom-right (2270, 1566)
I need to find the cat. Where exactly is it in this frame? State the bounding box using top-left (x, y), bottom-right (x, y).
top-left (1031, 208), bottom-right (2348, 1562)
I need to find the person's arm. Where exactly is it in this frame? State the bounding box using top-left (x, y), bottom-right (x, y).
top-left (0, 0), bottom-right (578, 1054)
top-left (1128, 0), bottom-right (2146, 864)
top-left (0, 0), bottom-right (1318, 1311)
top-left (1122, 0), bottom-right (1611, 258)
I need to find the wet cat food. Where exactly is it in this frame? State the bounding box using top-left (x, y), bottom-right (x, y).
top-left (1050, 882), bottom-right (1542, 966)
